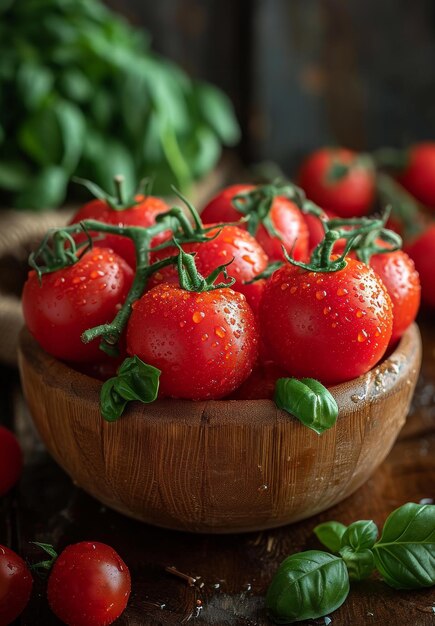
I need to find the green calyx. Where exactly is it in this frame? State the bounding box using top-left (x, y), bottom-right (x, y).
top-left (325, 152), bottom-right (374, 185)
top-left (30, 542), bottom-right (58, 574)
top-left (174, 240), bottom-right (236, 292)
top-left (231, 180), bottom-right (305, 239)
top-left (73, 174), bottom-right (153, 211)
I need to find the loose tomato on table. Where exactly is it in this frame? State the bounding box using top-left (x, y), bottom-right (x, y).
top-left (298, 148), bottom-right (375, 218)
top-left (22, 247), bottom-right (134, 363)
top-left (260, 236), bottom-right (393, 385)
top-left (0, 426), bottom-right (22, 497)
top-left (148, 224), bottom-right (268, 314)
top-left (47, 542), bottom-right (130, 626)
top-left (0, 545), bottom-right (33, 625)
top-left (200, 183), bottom-right (309, 261)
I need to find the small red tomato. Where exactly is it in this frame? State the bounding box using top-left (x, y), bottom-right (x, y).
top-left (260, 259), bottom-right (393, 385)
top-left (0, 426), bottom-right (22, 497)
top-left (201, 184), bottom-right (309, 261)
top-left (369, 250), bottom-right (420, 345)
top-left (149, 225), bottom-right (268, 314)
top-left (0, 545), bottom-right (33, 625)
top-left (127, 284), bottom-right (259, 399)
top-left (404, 225), bottom-right (435, 309)
top-left (22, 247), bottom-right (134, 363)
top-left (70, 195), bottom-right (171, 267)
top-left (298, 148), bottom-right (375, 218)
top-left (397, 142), bottom-right (435, 208)
top-left (230, 361), bottom-right (287, 400)
top-left (47, 542), bottom-right (130, 626)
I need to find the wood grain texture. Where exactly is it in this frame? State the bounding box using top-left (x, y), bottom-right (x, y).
top-left (18, 325), bottom-right (421, 534)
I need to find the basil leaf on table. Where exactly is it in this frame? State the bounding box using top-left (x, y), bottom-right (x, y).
top-left (266, 550), bottom-right (350, 624)
top-left (314, 521), bottom-right (347, 553)
top-left (100, 356), bottom-right (160, 422)
top-left (274, 378), bottom-right (338, 434)
top-left (341, 520), bottom-right (378, 551)
top-left (372, 502), bottom-right (435, 589)
top-left (339, 546), bottom-right (375, 581)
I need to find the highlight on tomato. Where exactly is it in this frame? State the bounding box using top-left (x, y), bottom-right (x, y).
top-left (201, 182), bottom-right (309, 261)
top-left (298, 147), bottom-right (375, 218)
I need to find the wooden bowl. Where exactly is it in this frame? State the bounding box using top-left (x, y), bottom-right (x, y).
top-left (18, 324), bottom-right (421, 534)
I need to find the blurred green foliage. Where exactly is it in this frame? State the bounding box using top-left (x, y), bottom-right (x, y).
top-left (0, 0), bottom-right (240, 209)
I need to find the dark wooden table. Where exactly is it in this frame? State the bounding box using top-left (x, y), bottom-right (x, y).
top-left (1, 315), bottom-right (435, 626)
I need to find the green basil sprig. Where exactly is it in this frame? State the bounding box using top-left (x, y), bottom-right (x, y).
top-left (274, 377), bottom-right (338, 434)
top-left (372, 502), bottom-right (435, 589)
top-left (266, 551), bottom-right (350, 624)
top-left (100, 356), bottom-right (160, 422)
top-left (268, 503), bottom-right (435, 623)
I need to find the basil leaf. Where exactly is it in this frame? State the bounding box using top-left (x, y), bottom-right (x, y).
top-left (372, 503), bottom-right (435, 589)
top-left (274, 378), bottom-right (338, 434)
top-left (314, 521), bottom-right (347, 553)
top-left (339, 546), bottom-right (375, 581)
top-left (341, 520), bottom-right (378, 551)
top-left (100, 356), bottom-right (160, 422)
top-left (266, 550), bottom-right (350, 624)
top-left (14, 166), bottom-right (68, 210)
top-left (196, 82), bottom-right (241, 145)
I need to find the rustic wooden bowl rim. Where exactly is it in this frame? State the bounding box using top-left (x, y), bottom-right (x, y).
top-left (19, 324), bottom-right (420, 425)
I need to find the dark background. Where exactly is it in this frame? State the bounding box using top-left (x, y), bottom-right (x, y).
top-left (109, 0), bottom-right (435, 171)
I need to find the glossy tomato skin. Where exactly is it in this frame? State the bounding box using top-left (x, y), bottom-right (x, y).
top-left (127, 284), bottom-right (259, 399)
top-left (0, 427), bottom-right (22, 497)
top-left (47, 542), bottom-right (130, 626)
top-left (201, 184), bottom-right (309, 262)
top-left (22, 248), bottom-right (134, 363)
top-left (0, 545), bottom-right (33, 625)
top-left (260, 259), bottom-right (393, 385)
top-left (369, 250), bottom-right (420, 346)
top-left (298, 148), bottom-right (375, 218)
top-left (404, 225), bottom-right (435, 308)
top-left (148, 225), bottom-right (268, 315)
top-left (70, 195), bottom-right (170, 267)
top-left (397, 142), bottom-right (435, 208)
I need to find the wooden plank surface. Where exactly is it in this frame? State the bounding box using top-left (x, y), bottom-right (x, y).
top-left (0, 315), bottom-right (434, 625)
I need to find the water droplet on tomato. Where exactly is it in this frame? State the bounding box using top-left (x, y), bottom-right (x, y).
top-left (192, 311), bottom-right (205, 323)
top-left (201, 333), bottom-right (209, 342)
top-left (316, 290), bottom-right (327, 300)
top-left (336, 287), bottom-right (348, 296)
top-left (281, 283), bottom-right (289, 291)
top-left (358, 330), bottom-right (368, 342)
top-left (179, 320), bottom-right (186, 328)
top-left (290, 286), bottom-right (297, 294)
top-left (215, 326), bottom-right (226, 338)
top-left (323, 306), bottom-right (331, 315)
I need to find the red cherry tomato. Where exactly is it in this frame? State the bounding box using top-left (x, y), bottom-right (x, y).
top-left (148, 225), bottom-right (268, 314)
top-left (70, 195), bottom-right (171, 267)
top-left (397, 142), bottom-right (435, 208)
top-left (47, 542), bottom-right (130, 626)
top-left (127, 284), bottom-right (259, 399)
top-left (260, 258), bottom-right (393, 385)
top-left (369, 250), bottom-right (420, 345)
top-left (298, 148), bottom-right (375, 218)
top-left (201, 184), bottom-right (309, 261)
top-left (404, 224), bottom-right (435, 309)
top-left (22, 247), bottom-right (134, 363)
top-left (0, 545), bottom-right (33, 625)
top-left (230, 361), bottom-right (287, 400)
top-left (0, 426), bottom-right (22, 497)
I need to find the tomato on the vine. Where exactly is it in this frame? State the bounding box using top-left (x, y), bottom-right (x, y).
top-left (0, 426), bottom-right (22, 497)
top-left (70, 195), bottom-right (170, 267)
top-left (148, 224), bottom-right (268, 314)
top-left (127, 283), bottom-right (259, 399)
top-left (397, 142), bottom-right (435, 209)
top-left (298, 148), bottom-right (375, 218)
top-left (47, 542), bottom-right (130, 626)
top-left (303, 209), bottom-right (337, 252)
top-left (404, 224), bottom-right (435, 309)
top-left (22, 247), bottom-right (134, 363)
top-left (0, 545), bottom-right (33, 625)
top-left (260, 258), bottom-right (393, 385)
top-left (201, 184), bottom-right (309, 261)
